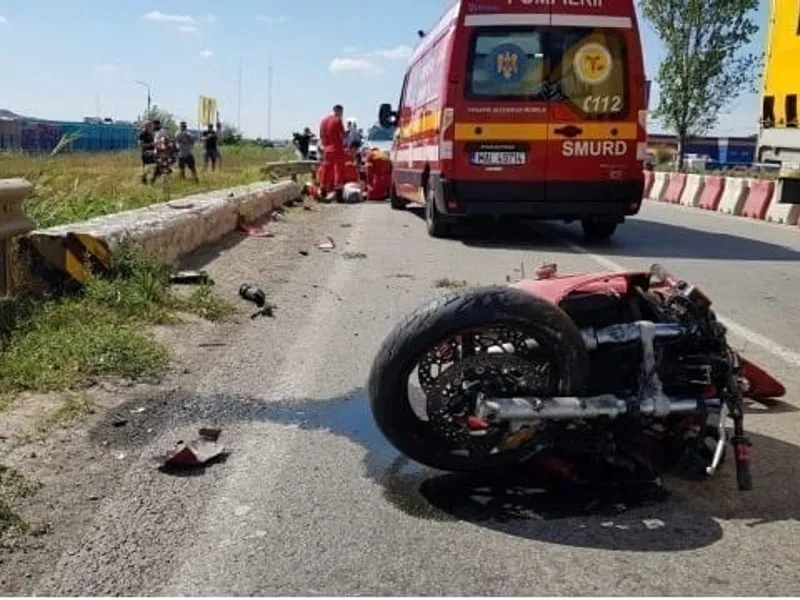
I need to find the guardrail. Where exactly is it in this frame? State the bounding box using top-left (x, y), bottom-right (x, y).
top-left (0, 179), bottom-right (37, 295)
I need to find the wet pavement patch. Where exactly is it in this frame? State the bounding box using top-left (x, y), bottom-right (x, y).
top-left (86, 387), bottom-right (800, 552)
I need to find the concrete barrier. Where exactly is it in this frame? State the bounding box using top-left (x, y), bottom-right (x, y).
top-left (643, 171), bottom-right (654, 198)
top-left (679, 174), bottom-right (705, 207)
top-left (740, 179), bottom-right (775, 220)
top-left (765, 180), bottom-right (800, 225)
top-left (717, 177), bottom-right (749, 215)
top-left (26, 180), bottom-right (301, 284)
top-left (696, 176), bottom-right (725, 211)
top-left (647, 171), bottom-right (668, 201)
top-left (663, 173), bottom-right (687, 204)
top-left (0, 178), bottom-right (38, 294)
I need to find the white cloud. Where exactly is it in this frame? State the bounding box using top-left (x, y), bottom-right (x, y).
top-left (202, 13), bottom-right (217, 23)
top-left (371, 45), bottom-right (413, 60)
top-left (94, 63), bottom-right (119, 73)
top-left (200, 49), bottom-right (214, 59)
top-left (0, 16), bottom-right (8, 26)
top-left (142, 11), bottom-right (197, 25)
top-left (178, 24), bottom-right (199, 34)
top-left (329, 57), bottom-right (383, 75)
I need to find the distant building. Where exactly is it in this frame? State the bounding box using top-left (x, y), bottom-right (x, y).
top-left (757, 0), bottom-right (800, 168)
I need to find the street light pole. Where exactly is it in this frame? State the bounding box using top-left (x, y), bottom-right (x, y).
top-left (135, 80), bottom-right (152, 119)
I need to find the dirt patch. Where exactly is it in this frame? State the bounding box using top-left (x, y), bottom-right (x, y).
top-left (0, 200), bottom-right (349, 594)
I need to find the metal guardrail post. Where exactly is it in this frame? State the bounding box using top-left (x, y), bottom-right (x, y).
top-left (0, 179), bottom-right (37, 295)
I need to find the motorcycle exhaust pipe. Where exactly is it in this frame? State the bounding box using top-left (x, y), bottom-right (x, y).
top-left (483, 395), bottom-right (719, 423)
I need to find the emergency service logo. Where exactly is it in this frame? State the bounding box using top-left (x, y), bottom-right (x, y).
top-left (487, 43), bottom-right (527, 83)
top-left (573, 42), bottom-right (613, 86)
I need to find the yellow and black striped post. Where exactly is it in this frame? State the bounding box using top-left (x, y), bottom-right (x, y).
top-left (25, 232), bottom-right (112, 285)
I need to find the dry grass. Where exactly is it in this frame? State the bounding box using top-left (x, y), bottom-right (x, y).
top-left (0, 145), bottom-right (295, 228)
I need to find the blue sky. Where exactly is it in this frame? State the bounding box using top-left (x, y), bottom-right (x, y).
top-left (0, 0), bottom-right (768, 139)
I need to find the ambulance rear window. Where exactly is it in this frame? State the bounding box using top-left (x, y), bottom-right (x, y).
top-left (467, 27), bottom-right (629, 117)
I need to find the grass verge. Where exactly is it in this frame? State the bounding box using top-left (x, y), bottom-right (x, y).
top-left (0, 145), bottom-right (295, 228)
top-left (0, 250), bottom-right (235, 398)
top-left (0, 464), bottom-right (42, 546)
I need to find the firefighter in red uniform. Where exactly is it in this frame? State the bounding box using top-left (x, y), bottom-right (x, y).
top-left (318, 104), bottom-right (347, 202)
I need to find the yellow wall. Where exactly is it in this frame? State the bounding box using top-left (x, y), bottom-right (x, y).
top-left (762, 0), bottom-right (800, 125)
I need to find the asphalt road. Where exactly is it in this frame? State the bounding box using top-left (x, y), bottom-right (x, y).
top-left (35, 200), bottom-right (800, 596)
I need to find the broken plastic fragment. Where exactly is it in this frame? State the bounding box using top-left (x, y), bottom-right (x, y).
top-left (318, 236), bottom-right (336, 252)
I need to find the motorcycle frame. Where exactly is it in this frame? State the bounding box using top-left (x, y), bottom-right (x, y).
top-left (476, 320), bottom-right (730, 477)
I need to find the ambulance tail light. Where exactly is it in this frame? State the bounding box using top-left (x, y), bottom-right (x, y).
top-left (439, 107), bottom-right (455, 161)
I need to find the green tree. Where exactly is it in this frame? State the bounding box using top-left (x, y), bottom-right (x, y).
top-left (139, 105), bottom-right (178, 137)
top-left (219, 122), bottom-right (243, 145)
top-left (640, 0), bottom-right (761, 171)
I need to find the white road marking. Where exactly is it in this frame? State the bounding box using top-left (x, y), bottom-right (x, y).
top-left (562, 240), bottom-right (800, 368)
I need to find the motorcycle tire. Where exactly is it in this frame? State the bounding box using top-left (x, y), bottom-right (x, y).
top-left (367, 285), bottom-right (591, 473)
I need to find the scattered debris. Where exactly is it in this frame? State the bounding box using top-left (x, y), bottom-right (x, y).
top-left (318, 236), bottom-right (336, 252)
top-left (239, 284), bottom-right (267, 308)
top-left (112, 419), bottom-right (128, 428)
top-left (198, 342), bottom-right (228, 348)
top-left (115, 452), bottom-right (127, 460)
top-left (270, 210), bottom-right (286, 222)
top-left (239, 284), bottom-right (277, 319)
top-left (303, 205), bottom-right (314, 211)
top-left (299, 250), bottom-right (309, 256)
top-left (342, 251), bottom-right (367, 260)
top-left (160, 428), bottom-right (226, 472)
top-left (170, 270), bottom-right (213, 285)
top-left (130, 407), bottom-right (146, 414)
top-left (340, 223), bottom-right (352, 228)
top-left (643, 518), bottom-right (666, 530)
top-left (391, 273), bottom-right (415, 279)
top-left (237, 220), bottom-right (274, 238)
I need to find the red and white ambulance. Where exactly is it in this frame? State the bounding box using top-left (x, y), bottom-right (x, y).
top-left (379, 0), bottom-right (649, 239)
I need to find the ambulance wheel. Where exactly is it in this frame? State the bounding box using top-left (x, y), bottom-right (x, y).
top-left (390, 186), bottom-right (407, 210)
top-left (581, 218), bottom-right (618, 241)
top-left (426, 189), bottom-right (453, 238)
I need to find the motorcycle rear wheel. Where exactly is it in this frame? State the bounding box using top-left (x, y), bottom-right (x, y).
top-left (367, 285), bottom-right (591, 473)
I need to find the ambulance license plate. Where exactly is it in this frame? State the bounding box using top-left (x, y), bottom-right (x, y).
top-left (471, 151), bottom-right (526, 166)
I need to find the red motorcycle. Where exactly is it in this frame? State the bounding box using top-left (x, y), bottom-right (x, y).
top-left (367, 264), bottom-right (785, 491)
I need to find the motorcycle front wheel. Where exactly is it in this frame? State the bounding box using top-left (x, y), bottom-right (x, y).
top-left (367, 285), bottom-right (591, 473)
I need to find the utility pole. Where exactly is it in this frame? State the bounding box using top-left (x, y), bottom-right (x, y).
top-left (267, 54), bottom-right (273, 141)
top-left (237, 60), bottom-right (242, 132)
top-left (135, 80), bottom-right (152, 119)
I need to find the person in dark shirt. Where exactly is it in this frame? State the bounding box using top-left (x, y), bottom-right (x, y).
top-left (202, 125), bottom-right (219, 171)
top-left (138, 120), bottom-right (156, 184)
top-left (293, 127), bottom-right (313, 160)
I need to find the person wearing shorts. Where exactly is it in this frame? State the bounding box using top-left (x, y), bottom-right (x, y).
top-left (175, 121), bottom-right (199, 182)
top-left (202, 124), bottom-right (219, 171)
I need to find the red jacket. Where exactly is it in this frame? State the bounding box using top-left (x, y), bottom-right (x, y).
top-left (319, 113), bottom-right (345, 153)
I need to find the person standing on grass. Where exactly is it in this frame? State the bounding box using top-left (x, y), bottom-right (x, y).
top-left (175, 121), bottom-right (199, 183)
top-left (202, 124), bottom-right (219, 171)
top-left (138, 120), bottom-right (156, 184)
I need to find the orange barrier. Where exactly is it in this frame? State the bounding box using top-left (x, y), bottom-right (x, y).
top-left (740, 180), bottom-right (775, 220)
top-left (643, 171), bottom-right (655, 198)
top-left (697, 176), bottom-right (725, 211)
top-left (663, 173), bottom-right (687, 204)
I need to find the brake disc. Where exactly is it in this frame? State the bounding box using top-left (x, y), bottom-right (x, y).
top-left (417, 326), bottom-right (539, 394)
top-left (425, 352), bottom-right (551, 456)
